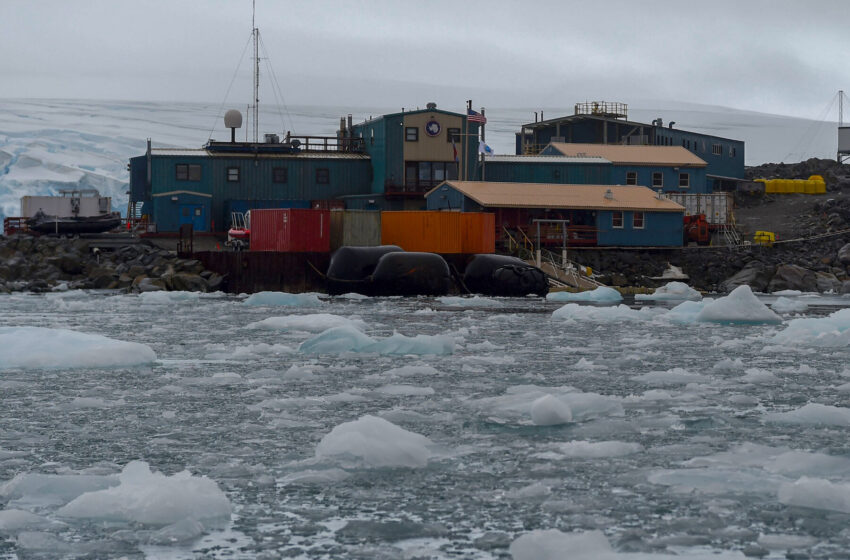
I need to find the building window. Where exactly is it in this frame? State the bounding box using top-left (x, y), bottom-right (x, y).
top-left (272, 167), bottom-right (288, 184)
top-left (316, 168), bottom-right (330, 184)
top-left (712, 143), bottom-right (722, 156)
top-left (405, 127), bottom-right (418, 142)
top-left (404, 161), bottom-right (458, 190)
top-left (176, 164), bottom-right (201, 181)
top-left (679, 172), bottom-right (690, 188)
top-left (730, 146), bottom-right (736, 158)
top-left (652, 172), bottom-right (663, 187)
top-left (626, 171), bottom-right (638, 185)
top-left (370, 129), bottom-right (375, 145)
top-left (612, 211), bottom-right (623, 229)
top-left (447, 128), bottom-right (461, 143)
top-left (553, 169), bottom-right (561, 180)
top-left (226, 167), bottom-right (240, 182)
top-left (633, 211), bottom-right (644, 229)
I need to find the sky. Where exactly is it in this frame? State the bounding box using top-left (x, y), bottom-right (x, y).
top-left (0, 0), bottom-right (847, 121)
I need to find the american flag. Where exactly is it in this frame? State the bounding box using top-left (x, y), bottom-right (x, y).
top-left (467, 109), bottom-right (487, 124)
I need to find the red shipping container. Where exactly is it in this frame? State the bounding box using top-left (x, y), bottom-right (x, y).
top-left (249, 209), bottom-right (330, 252)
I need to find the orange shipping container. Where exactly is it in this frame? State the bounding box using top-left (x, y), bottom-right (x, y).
top-left (381, 211), bottom-right (463, 253)
top-left (461, 212), bottom-right (496, 254)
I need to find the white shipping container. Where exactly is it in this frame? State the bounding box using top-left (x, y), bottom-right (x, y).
top-left (21, 191), bottom-right (112, 218)
top-left (665, 193), bottom-right (732, 225)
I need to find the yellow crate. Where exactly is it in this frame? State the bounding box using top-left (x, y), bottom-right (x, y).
top-left (754, 231), bottom-right (775, 246)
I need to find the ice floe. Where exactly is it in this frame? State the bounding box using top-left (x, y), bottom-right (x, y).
top-left (509, 529), bottom-right (616, 560)
top-left (546, 286), bottom-right (622, 303)
top-left (530, 394), bottom-right (573, 425)
top-left (437, 296), bottom-right (503, 307)
top-left (247, 313), bottom-right (366, 332)
top-left (778, 477), bottom-right (850, 513)
top-left (551, 440), bottom-right (643, 458)
top-left (764, 403), bottom-right (850, 426)
top-left (138, 291), bottom-right (201, 304)
top-left (315, 415), bottom-right (435, 468)
top-left (770, 308), bottom-right (850, 347)
top-left (0, 327), bottom-right (156, 370)
top-left (243, 291), bottom-right (324, 307)
top-left (552, 303), bottom-right (647, 322)
top-left (770, 296), bottom-right (809, 314)
top-left (56, 461), bottom-right (231, 526)
top-left (635, 281), bottom-right (702, 301)
top-left (299, 326), bottom-right (454, 355)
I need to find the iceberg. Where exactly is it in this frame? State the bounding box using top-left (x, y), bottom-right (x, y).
top-left (635, 281), bottom-right (702, 301)
top-left (764, 403), bottom-right (850, 427)
top-left (509, 529), bottom-right (616, 560)
top-left (56, 461), bottom-right (231, 526)
top-left (771, 296), bottom-right (809, 314)
top-left (552, 303), bottom-right (645, 322)
top-left (437, 296), bottom-right (503, 307)
top-left (530, 394), bottom-right (573, 426)
top-left (771, 308), bottom-right (850, 347)
top-left (299, 326), bottom-right (454, 355)
top-left (695, 285), bottom-right (782, 324)
top-left (0, 327), bottom-right (156, 370)
top-left (243, 291), bottom-right (324, 307)
top-left (546, 286), bottom-right (622, 303)
top-left (247, 313), bottom-right (366, 332)
top-left (315, 415), bottom-right (435, 468)
top-left (552, 440), bottom-right (643, 458)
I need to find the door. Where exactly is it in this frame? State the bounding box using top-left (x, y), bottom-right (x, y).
top-left (179, 204), bottom-right (207, 232)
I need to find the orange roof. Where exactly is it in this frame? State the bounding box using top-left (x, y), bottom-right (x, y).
top-left (546, 142), bottom-right (706, 167)
top-left (428, 182), bottom-right (685, 212)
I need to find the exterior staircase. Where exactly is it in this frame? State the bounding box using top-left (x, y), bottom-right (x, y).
top-left (504, 227), bottom-right (605, 291)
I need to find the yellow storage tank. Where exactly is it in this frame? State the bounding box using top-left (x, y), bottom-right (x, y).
top-left (809, 175), bottom-right (826, 194)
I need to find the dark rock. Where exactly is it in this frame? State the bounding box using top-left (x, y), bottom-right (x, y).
top-left (815, 271), bottom-right (842, 293)
top-left (133, 277), bottom-right (165, 292)
top-left (721, 261), bottom-right (775, 293)
top-left (162, 272), bottom-right (208, 292)
top-left (767, 264), bottom-right (818, 293)
top-left (838, 243), bottom-right (850, 266)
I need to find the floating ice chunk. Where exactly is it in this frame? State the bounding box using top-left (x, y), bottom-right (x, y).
top-left (337, 292), bottom-right (369, 300)
top-left (0, 327), bottom-right (156, 370)
top-left (281, 364), bottom-right (318, 381)
top-left (380, 365), bottom-right (442, 378)
top-left (505, 482), bottom-right (551, 500)
top-left (665, 299), bottom-right (709, 323)
top-left (0, 509), bottom-right (55, 532)
top-left (148, 518), bottom-right (205, 544)
top-left (509, 529), bottom-right (616, 560)
top-left (243, 291), bottom-right (324, 307)
top-left (280, 468), bottom-right (351, 485)
top-left (139, 291), bottom-right (200, 304)
top-left (771, 308), bottom-right (850, 347)
top-left (764, 403), bottom-right (850, 426)
top-left (56, 461), bottom-right (231, 526)
top-left (546, 286), bottom-right (622, 303)
top-left (298, 326), bottom-right (375, 353)
top-left (635, 281), bottom-right (702, 301)
top-left (633, 367), bottom-right (708, 386)
top-left (553, 440), bottom-right (643, 458)
top-left (741, 368), bottom-right (779, 384)
top-left (696, 286), bottom-right (782, 324)
top-left (771, 296), bottom-right (809, 314)
top-left (375, 384), bottom-right (436, 396)
top-left (778, 477), bottom-right (850, 514)
top-left (315, 415), bottom-right (435, 468)
top-left (437, 296), bottom-right (503, 307)
top-left (299, 327), bottom-right (454, 355)
top-left (757, 532), bottom-right (818, 550)
top-left (0, 472), bottom-right (117, 507)
top-left (248, 313), bottom-right (366, 332)
top-left (713, 357), bottom-right (745, 371)
top-left (530, 395), bottom-right (573, 425)
top-left (552, 303), bottom-right (645, 322)
top-left (370, 332), bottom-right (454, 355)
top-left (772, 289), bottom-right (803, 296)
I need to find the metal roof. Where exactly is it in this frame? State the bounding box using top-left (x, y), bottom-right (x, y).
top-left (546, 143), bottom-right (707, 167)
top-left (427, 181), bottom-right (685, 212)
top-left (150, 148), bottom-right (369, 160)
top-left (484, 155), bottom-right (611, 164)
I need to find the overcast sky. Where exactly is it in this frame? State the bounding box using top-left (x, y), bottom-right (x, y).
top-left (1, 0), bottom-right (847, 120)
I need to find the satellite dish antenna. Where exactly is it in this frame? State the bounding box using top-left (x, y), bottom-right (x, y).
top-left (291, 139), bottom-right (301, 149)
top-left (224, 109), bottom-right (243, 142)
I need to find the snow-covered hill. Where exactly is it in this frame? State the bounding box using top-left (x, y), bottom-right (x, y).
top-left (0, 98), bottom-right (839, 220)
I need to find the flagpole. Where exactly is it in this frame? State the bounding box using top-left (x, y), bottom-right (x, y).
top-left (465, 99), bottom-right (472, 181)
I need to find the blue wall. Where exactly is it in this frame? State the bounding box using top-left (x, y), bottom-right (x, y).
top-left (608, 165), bottom-right (709, 194)
top-left (482, 161), bottom-right (611, 184)
top-left (597, 210), bottom-right (683, 247)
top-left (148, 193), bottom-right (212, 233)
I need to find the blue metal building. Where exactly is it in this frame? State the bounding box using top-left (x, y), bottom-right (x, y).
top-left (426, 181), bottom-right (685, 247)
top-left (481, 155), bottom-right (613, 185)
top-left (515, 102), bottom-right (744, 191)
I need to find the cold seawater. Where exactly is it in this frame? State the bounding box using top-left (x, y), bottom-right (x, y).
top-left (1, 289), bottom-right (850, 559)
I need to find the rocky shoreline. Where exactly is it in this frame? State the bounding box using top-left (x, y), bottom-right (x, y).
top-left (0, 235), bottom-right (224, 294)
top-left (2, 233), bottom-right (850, 296)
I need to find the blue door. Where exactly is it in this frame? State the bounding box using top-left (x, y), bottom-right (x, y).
top-left (179, 204), bottom-right (207, 232)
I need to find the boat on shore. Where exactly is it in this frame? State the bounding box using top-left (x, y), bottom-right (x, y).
top-left (26, 210), bottom-right (122, 235)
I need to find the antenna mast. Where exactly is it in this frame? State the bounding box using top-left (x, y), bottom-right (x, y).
top-left (252, 0), bottom-right (259, 143)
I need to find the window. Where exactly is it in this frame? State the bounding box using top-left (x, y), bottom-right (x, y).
top-left (447, 128), bottom-right (461, 143)
top-left (272, 167), bottom-right (288, 184)
top-left (405, 127), bottom-right (418, 142)
top-left (633, 211), bottom-right (644, 229)
top-left (316, 168), bottom-right (330, 184)
top-left (226, 167), bottom-right (240, 182)
top-left (612, 211), bottom-right (623, 229)
top-left (404, 161), bottom-right (458, 190)
top-left (626, 171), bottom-right (637, 185)
top-left (553, 169), bottom-right (561, 180)
top-left (370, 129), bottom-right (375, 145)
top-left (712, 143), bottom-right (722, 156)
top-left (682, 139), bottom-right (686, 147)
top-left (652, 172), bottom-right (663, 187)
top-left (679, 172), bottom-right (690, 188)
top-left (175, 164), bottom-right (201, 181)
top-left (730, 146), bottom-right (736, 158)
top-left (194, 207), bottom-right (202, 217)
